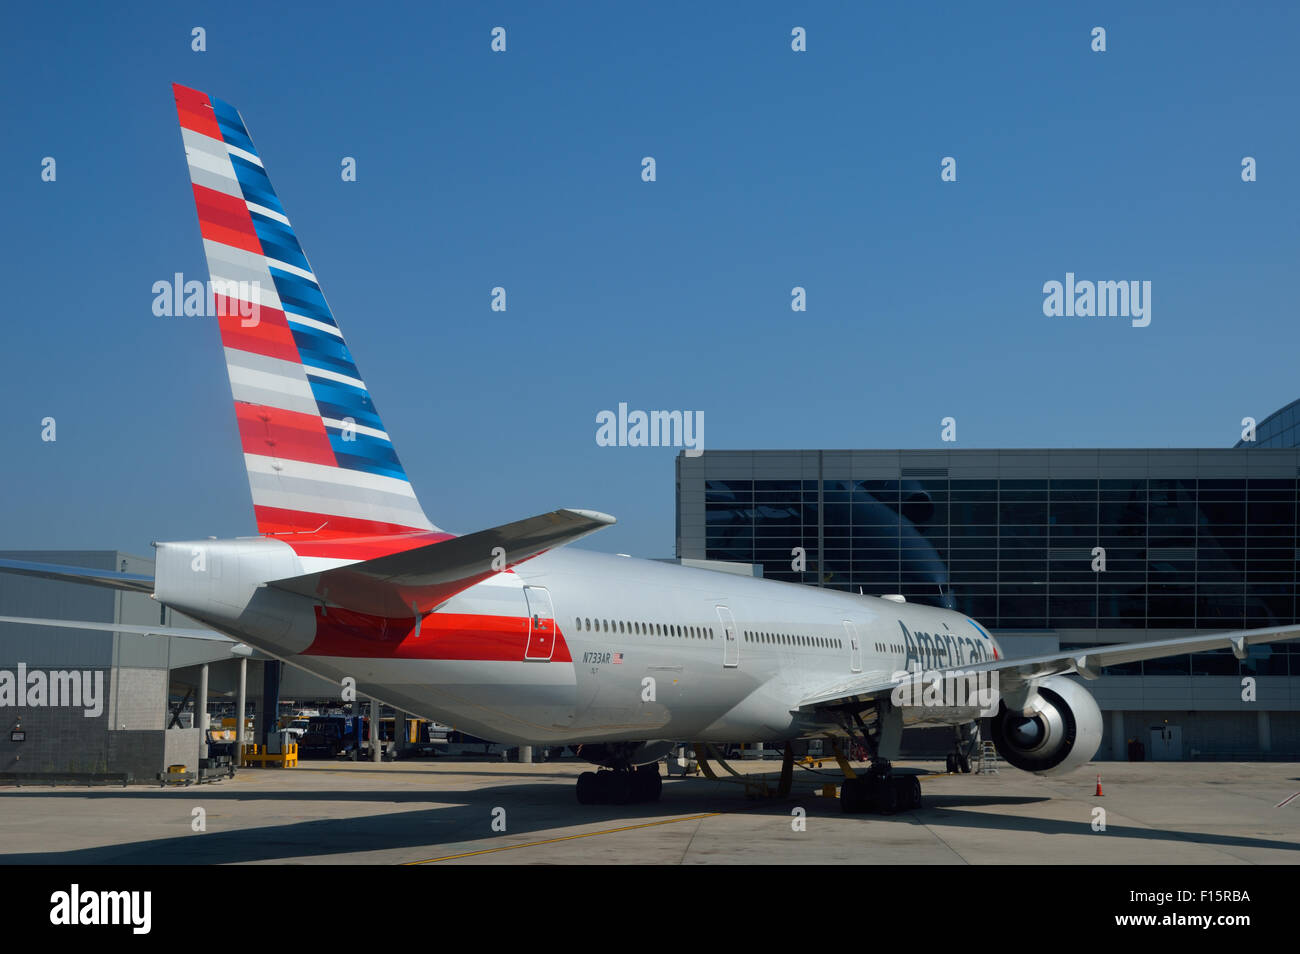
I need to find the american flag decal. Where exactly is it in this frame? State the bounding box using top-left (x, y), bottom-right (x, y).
top-left (612, 653), bottom-right (624, 664)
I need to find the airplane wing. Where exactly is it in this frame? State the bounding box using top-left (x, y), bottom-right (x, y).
top-left (795, 623), bottom-right (1300, 712)
top-left (0, 615), bottom-right (235, 641)
top-left (0, 557), bottom-right (154, 594)
top-left (267, 507), bottom-right (616, 617)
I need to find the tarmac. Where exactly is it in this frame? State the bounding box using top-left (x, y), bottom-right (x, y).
top-left (1, 758), bottom-right (1296, 864)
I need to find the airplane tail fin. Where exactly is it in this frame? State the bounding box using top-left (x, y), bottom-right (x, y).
top-left (171, 84), bottom-right (436, 539)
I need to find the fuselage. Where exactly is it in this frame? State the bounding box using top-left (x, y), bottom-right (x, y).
top-left (154, 538), bottom-right (1002, 746)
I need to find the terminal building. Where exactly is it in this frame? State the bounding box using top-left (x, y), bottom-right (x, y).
top-left (0, 550), bottom-right (340, 782)
top-left (677, 445), bottom-right (1300, 760)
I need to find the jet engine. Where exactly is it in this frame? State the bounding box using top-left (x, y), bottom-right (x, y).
top-left (990, 676), bottom-right (1102, 775)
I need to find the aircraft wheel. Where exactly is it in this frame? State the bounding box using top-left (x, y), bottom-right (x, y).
top-left (606, 771), bottom-right (633, 806)
top-left (958, 754), bottom-right (971, 774)
top-left (634, 765), bottom-right (662, 802)
top-left (873, 778), bottom-right (898, 814)
top-left (945, 754), bottom-right (956, 774)
top-left (890, 775), bottom-right (910, 810)
top-left (576, 771), bottom-right (599, 805)
top-left (905, 775), bottom-right (922, 809)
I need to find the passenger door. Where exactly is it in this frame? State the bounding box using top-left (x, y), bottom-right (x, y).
top-left (716, 605), bottom-right (739, 668)
top-left (843, 620), bottom-right (861, 673)
top-left (523, 586), bottom-right (557, 661)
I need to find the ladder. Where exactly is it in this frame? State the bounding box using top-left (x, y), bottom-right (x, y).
top-left (976, 741), bottom-right (999, 774)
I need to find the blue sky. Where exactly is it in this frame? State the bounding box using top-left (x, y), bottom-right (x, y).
top-left (2, 2), bottom-right (1297, 559)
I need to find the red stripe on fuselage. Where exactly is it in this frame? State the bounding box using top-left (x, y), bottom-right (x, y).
top-left (303, 607), bottom-right (572, 662)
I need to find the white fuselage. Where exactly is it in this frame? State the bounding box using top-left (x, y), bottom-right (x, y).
top-left (154, 540), bottom-right (1000, 746)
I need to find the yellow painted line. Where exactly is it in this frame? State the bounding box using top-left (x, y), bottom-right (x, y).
top-left (405, 811), bottom-right (724, 864)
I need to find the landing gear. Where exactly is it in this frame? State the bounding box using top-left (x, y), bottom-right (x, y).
top-left (575, 764), bottom-right (662, 805)
top-left (632, 764), bottom-right (662, 802)
top-left (947, 722), bottom-right (979, 774)
top-left (576, 771), bottom-right (599, 804)
top-left (839, 763), bottom-right (923, 814)
top-left (832, 701), bottom-right (924, 815)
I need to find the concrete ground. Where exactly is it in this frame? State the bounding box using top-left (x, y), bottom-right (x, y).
top-left (0, 759), bottom-right (1296, 864)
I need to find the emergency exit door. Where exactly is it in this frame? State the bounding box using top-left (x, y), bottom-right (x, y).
top-left (523, 586), bottom-right (557, 661)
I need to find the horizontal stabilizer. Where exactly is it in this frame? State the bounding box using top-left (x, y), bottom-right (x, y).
top-left (0, 558), bottom-right (155, 594)
top-left (267, 507), bottom-right (616, 617)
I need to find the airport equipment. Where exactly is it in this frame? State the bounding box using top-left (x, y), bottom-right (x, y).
top-left (975, 741), bottom-right (999, 774)
top-left (241, 739), bottom-right (299, 768)
top-left (664, 744), bottom-right (698, 777)
top-left (298, 716), bottom-right (364, 759)
top-left (157, 764), bottom-right (193, 787)
top-left (200, 728), bottom-right (238, 782)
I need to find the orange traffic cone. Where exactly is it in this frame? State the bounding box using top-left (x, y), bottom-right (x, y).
top-left (1095, 774), bottom-right (1104, 796)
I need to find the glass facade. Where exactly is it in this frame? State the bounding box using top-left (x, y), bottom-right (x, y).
top-left (1236, 398), bottom-right (1300, 448)
top-left (699, 475), bottom-right (1300, 633)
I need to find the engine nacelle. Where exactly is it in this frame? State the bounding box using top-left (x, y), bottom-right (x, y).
top-left (990, 676), bottom-right (1102, 776)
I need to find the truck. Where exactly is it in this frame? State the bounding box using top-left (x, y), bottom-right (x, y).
top-left (297, 715), bottom-right (365, 759)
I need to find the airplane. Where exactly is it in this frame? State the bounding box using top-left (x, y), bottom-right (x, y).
top-left (3, 84), bottom-right (1297, 812)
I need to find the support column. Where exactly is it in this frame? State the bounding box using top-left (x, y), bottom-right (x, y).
top-left (249, 661), bottom-right (264, 754)
top-left (370, 697), bottom-right (381, 763)
top-left (260, 660), bottom-right (281, 748)
top-left (394, 711), bottom-right (407, 757)
top-left (519, 745), bottom-right (533, 764)
top-left (1258, 711), bottom-right (1271, 754)
top-left (197, 663), bottom-right (209, 761)
top-left (1111, 709), bottom-right (1126, 761)
top-left (235, 657), bottom-right (247, 759)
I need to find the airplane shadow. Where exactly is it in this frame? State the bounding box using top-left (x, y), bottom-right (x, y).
top-left (1, 777), bottom-right (1295, 864)
top-left (291, 764), bottom-right (589, 780)
top-left (0, 779), bottom-right (789, 864)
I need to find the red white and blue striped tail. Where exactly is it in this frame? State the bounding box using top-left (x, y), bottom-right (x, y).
top-left (172, 84), bottom-right (438, 540)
